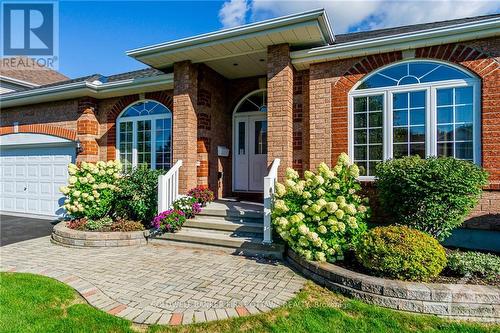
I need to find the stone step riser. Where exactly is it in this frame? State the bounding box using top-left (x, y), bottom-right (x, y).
top-left (184, 220), bottom-right (263, 234)
top-left (182, 227), bottom-right (262, 239)
top-left (198, 209), bottom-right (263, 221)
top-left (154, 229), bottom-right (284, 259)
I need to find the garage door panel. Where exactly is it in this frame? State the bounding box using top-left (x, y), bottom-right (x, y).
top-left (53, 165), bottom-right (67, 178)
top-left (15, 198), bottom-right (27, 212)
top-left (3, 165), bottom-right (14, 177)
top-left (39, 182), bottom-right (52, 196)
top-left (0, 145), bottom-right (75, 217)
top-left (28, 198), bottom-right (39, 211)
top-left (27, 165), bottom-right (39, 178)
top-left (15, 165), bottom-right (26, 177)
top-left (2, 197), bottom-right (14, 211)
top-left (15, 182), bottom-right (26, 194)
top-left (40, 200), bottom-right (54, 215)
top-left (3, 181), bottom-right (14, 194)
top-left (39, 165), bottom-right (52, 179)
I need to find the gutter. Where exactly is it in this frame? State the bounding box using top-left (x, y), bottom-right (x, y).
top-left (127, 8), bottom-right (334, 58)
top-left (0, 75), bottom-right (40, 88)
top-left (291, 17), bottom-right (500, 67)
top-left (0, 73), bottom-right (174, 108)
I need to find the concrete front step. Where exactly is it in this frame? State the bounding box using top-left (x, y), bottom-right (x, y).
top-left (198, 207), bottom-right (263, 220)
top-left (185, 216), bottom-right (263, 234)
top-left (154, 227), bottom-right (284, 259)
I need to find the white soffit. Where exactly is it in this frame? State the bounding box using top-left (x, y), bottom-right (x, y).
top-left (127, 9), bottom-right (333, 70)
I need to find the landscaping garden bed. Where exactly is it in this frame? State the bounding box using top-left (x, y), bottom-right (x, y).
top-left (286, 249), bottom-right (500, 322)
top-left (334, 252), bottom-right (500, 287)
top-left (54, 160), bottom-right (216, 248)
top-left (51, 222), bottom-right (149, 248)
top-left (271, 154), bottom-right (499, 321)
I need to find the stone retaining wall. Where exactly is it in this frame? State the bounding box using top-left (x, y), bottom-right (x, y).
top-left (51, 222), bottom-right (148, 247)
top-left (286, 249), bottom-right (500, 322)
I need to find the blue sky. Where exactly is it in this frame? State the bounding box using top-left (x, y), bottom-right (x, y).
top-left (58, 1), bottom-right (500, 79)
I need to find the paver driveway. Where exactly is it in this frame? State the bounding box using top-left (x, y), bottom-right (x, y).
top-left (0, 236), bottom-right (305, 325)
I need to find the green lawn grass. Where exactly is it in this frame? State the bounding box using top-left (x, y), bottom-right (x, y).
top-left (1, 272), bottom-right (498, 333)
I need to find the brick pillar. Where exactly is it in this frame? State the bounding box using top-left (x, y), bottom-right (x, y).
top-left (76, 98), bottom-right (99, 163)
top-left (309, 62), bottom-right (333, 169)
top-left (173, 61), bottom-right (198, 193)
top-left (267, 44), bottom-right (294, 180)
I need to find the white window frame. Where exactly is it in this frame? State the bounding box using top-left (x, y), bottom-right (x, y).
top-left (115, 99), bottom-right (172, 170)
top-left (348, 60), bottom-right (481, 181)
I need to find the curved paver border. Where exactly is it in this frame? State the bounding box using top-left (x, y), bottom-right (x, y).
top-left (51, 222), bottom-right (149, 248)
top-left (286, 249), bottom-right (500, 322)
top-left (2, 265), bottom-right (289, 325)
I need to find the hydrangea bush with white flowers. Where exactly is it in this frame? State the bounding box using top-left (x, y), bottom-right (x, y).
top-left (272, 153), bottom-right (370, 263)
top-left (59, 160), bottom-right (123, 220)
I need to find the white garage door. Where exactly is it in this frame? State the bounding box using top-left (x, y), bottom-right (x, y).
top-left (0, 145), bottom-right (75, 217)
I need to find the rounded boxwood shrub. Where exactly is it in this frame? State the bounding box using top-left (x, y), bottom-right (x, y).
top-left (356, 225), bottom-right (447, 281)
top-left (375, 156), bottom-right (488, 241)
top-left (272, 153), bottom-right (370, 263)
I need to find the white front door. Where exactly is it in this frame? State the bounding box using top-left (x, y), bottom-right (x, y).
top-left (233, 115), bottom-right (268, 192)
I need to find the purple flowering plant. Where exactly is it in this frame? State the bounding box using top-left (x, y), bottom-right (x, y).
top-left (152, 209), bottom-right (186, 232)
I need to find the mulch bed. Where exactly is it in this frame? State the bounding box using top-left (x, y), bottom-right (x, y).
top-left (335, 252), bottom-right (499, 287)
top-left (66, 218), bottom-right (145, 232)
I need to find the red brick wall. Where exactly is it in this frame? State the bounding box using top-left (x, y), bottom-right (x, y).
top-left (301, 37), bottom-right (500, 227)
top-left (267, 44), bottom-right (294, 180)
top-left (196, 64), bottom-right (231, 197)
top-left (173, 61), bottom-right (199, 193)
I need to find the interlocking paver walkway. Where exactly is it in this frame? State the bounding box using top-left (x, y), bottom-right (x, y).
top-left (0, 237), bottom-right (305, 325)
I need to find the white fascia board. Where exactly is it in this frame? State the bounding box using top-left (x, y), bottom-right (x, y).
top-left (291, 18), bottom-right (500, 67)
top-left (0, 74), bottom-right (173, 108)
top-left (0, 75), bottom-right (40, 88)
top-left (127, 8), bottom-right (333, 58)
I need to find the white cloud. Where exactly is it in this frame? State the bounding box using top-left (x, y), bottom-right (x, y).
top-left (219, 0), bottom-right (250, 28)
top-left (219, 0), bottom-right (499, 33)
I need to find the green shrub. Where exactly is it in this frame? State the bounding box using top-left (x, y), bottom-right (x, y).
top-left (447, 250), bottom-right (500, 281)
top-left (272, 153), bottom-right (370, 263)
top-left (59, 161), bottom-right (122, 220)
top-left (85, 216), bottom-right (113, 231)
top-left (356, 226), bottom-right (447, 281)
top-left (115, 164), bottom-right (166, 225)
top-left (375, 156), bottom-right (488, 241)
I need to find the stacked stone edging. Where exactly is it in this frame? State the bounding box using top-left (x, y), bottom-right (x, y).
top-left (286, 249), bottom-right (500, 322)
top-left (51, 222), bottom-right (148, 247)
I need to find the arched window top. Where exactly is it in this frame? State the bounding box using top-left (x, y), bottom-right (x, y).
top-left (356, 61), bottom-right (474, 90)
top-left (120, 100), bottom-right (171, 118)
top-left (235, 89), bottom-right (267, 113)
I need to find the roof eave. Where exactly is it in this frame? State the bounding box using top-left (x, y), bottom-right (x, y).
top-left (291, 17), bottom-right (500, 68)
top-left (0, 75), bottom-right (40, 88)
top-left (0, 73), bottom-right (174, 108)
top-left (126, 8), bottom-right (333, 59)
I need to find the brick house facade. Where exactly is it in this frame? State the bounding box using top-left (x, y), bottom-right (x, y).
top-left (1, 10), bottom-right (498, 228)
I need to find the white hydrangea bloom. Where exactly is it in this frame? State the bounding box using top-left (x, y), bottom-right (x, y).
top-left (338, 152), bottom-right (350, 166)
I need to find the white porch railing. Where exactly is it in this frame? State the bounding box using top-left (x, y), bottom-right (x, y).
top-left (157, 160), bottom-right (183, 213)
top-left (263, 158), bottom-right (280, 244)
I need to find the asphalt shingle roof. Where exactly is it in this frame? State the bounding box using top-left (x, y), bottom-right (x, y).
top-left (334, 13), bottom-right (500, 44)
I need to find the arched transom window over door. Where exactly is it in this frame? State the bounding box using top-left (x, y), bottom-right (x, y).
top-left (349, 60), bottom-right (480, 178)
top-left (116, 100), bottom-right (172, 171)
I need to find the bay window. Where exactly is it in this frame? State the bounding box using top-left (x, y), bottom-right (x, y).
top-left (349, 60), bottom-right (480, 179)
